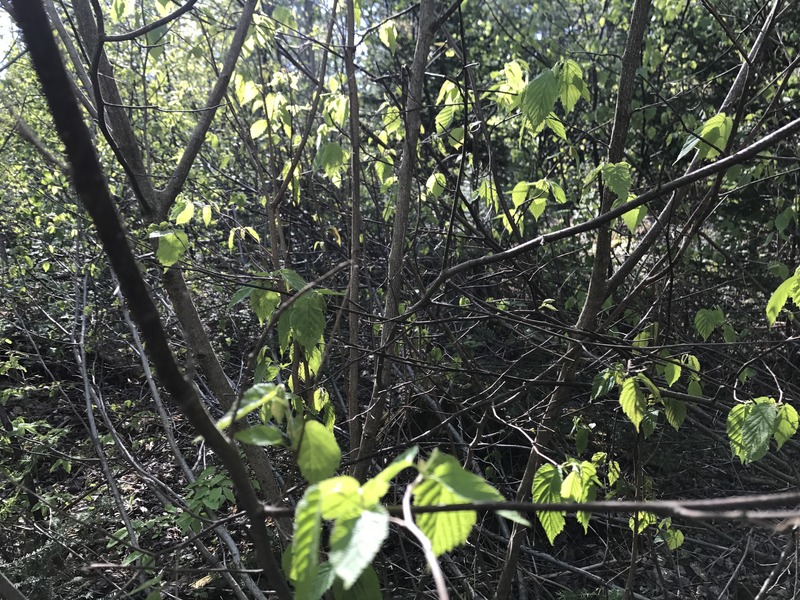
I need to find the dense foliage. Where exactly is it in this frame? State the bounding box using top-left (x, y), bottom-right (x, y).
top-left (1, 0), bottom-right (800, 598)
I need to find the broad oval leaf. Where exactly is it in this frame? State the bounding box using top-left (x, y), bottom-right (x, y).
top-left (619, 377), bottom-right (646, 432)
top-left (532, 463), bottom-right (565, 544)
top-left (766, 272), bottom-right (799, 325)
top-left (294, 420), bottom-right (342, 484)
top-left (318, 476), bottom-right (362, 519)
top-left (291, 487), bottom-right (323, 596)
top-left (329, 507), bottom-right (389, 589)
top-left (774, 403), bottom-right (799, 451)
top-left (413, 478), bottom-right (476, 556)
top-left (726, 403), bottom-right (748, 462)
top-left (520, 69), bottom-right (559, 130)
top-left (664, 399), bottom-right (686, 431)
top-left (600, 162), bottom-right (632, 201)
top-left (250, 119), bottom-right (269, 139)
top-left (741, 402), bottom-right (777, 463)
top-left (290, 293), bottom-right (327, 351)
top-left (156, 230), bottom-right (189, 267)
top-left (234, 424), bottom-right (284, 446)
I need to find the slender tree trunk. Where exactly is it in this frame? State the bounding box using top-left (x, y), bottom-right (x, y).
top-left (493, 0), bottom-right (652, 595)
top-left (344, 0), bottom-right (363, 456)
top-left (353, 0), bottom-right (438, 481)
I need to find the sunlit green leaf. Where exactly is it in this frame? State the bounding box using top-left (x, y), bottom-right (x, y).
top-left (532, 463), bottom-right (565, 544)
top-left (329, 507), bottom-right (389, 589)
top-left (155, 230), bottom-right (189, 267)
top-left (619, 377), bottom-right (646, 432)
top-left (774, 404), bottom-right (799, 451)
top-left (413, 478), bottom-right (475, 556)
top-left (250, 119), bottom-right (269, 139)
top-left (520, 69), bottom-right (558, 130)
top-left (378, 22), bottom-right (397, 54)
top-left (294, 420), bottom-right (342, 483)
top-left (292, 487), bottom-right (322, 597)
top-left (663, 399), bottom-right (686, 431)
top-left (290, 293), bottom-right (326, 350)
top-left (234, 424), bottom-right (284, 446)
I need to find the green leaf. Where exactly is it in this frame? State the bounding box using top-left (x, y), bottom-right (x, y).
top-left (659, 527), bottom-right (685, 550)
top-left (228, 286), bottom-right (254, 307)
top-left (281, 268), bottom-right (308, 291)
top-left (663, 360), bottom-right (681, 387)
top-left (378, 22), bottom-right (397, 54)
top-left (742, 402), bottom-right (777, 463)
top-left (435, 104), bottom-right (457, 132)
top-left (766, 271), bottom-right (800, 325)
top-left (332, 565), bottom-right (382, 600)
top-left (237, 79), bottom-right (259, 106)
top-left (694, 307), bottom-right (724, 340)
top-left (530, 196), bottom-right (547, 220)
top-left (591, 370), bottom-right (616, 401)
top-left (727, 403), bottom-right (748, 462)
top-left (309, 563), bottom-right (336, 600)
top-left (728, 400), bottom-right (778, 464)
top-left (608, 461), bottom-right (620, 487)
top-left (642, 409), bottom-right (659, 439)
top-left (413, 477), bottom-right (476, 556)
top-left (555, 59), bottom-right (589, 113)
top-left (170, 200), bottom-right (194, 225)
top-left (682, 353), bottom-right (701, 375)
top-left (696, 112), bottom-right (733, 159)
top-left (250, 119), bottom-right (269, 139)
top-left (329, 507), bottom-right (389, 589)
top-left (215, 384), bottom-right (284, 431)
top-left (629, 511), bottom-right (657, 534)
top-left (545, 114), bottom-right (566, 139)
top-left (234, 424), bottom-right (284, 446)
top-left (575, 427), bottom-right (589, 455)
top-left (636, 373), bottom-right (661, 401)
top-left (687, 378), bottom-right (703, 398)
top-left (532, 464), bottom-right (565, 544)
top-left (520, 69), bottom-right (559, 130)
top-left (421, 450), bottom-right (529, 524)
top-left (317, 142), bottom-right (346, 179)
top-left (294, 420), bottom-right (342, 483)
top-left (202, 205), bottom-right (212, 226)
top-left (619, 377), bottom-right (646, 432)
top-left (318, 476), bottom-right (362, 519)
top-left (511, 181), bottom-right (529, 207)
top-left (600, 162), bottom-right (632, 201)
top-left (550, 181), bottom-right (567, 204)
top-left (426, 172), bottom-right (446, 198)
top-left (292, 487), bottom-right (322, 598)
top-left (676, 112), bottom-right (733, 162)
top-left (421, 451), bottom-right (503, 502)
top-left (111, 0), bottom-right (133, 22)
top-left (155, 230), bottom-right (189, 267)
top-left (774, 404), bottom-right (799, 451)
top-left (663, 399), bottom-right (686, 431)
top-left (251, 287), bottom-right (281, 324)
top-left (621, 203), bottom-right (647, 234)
top-left (273, 6), bottom-right (298, 29)
top-left (290, 293), bottom-right (326, 350)
top-left (560, 460), bottom-right (599, 532)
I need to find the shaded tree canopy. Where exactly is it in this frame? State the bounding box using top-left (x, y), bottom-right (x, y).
top-left (1, 0), bottom-right (799, 598)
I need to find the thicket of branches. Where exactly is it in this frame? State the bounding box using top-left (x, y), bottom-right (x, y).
top-left (1, 0), bottom-right (800, 598)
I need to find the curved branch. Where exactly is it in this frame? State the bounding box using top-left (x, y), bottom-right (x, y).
top-left (105, 0), bottom-right (198, 42)
top-left (11, 2), bottom-right (291, 596)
